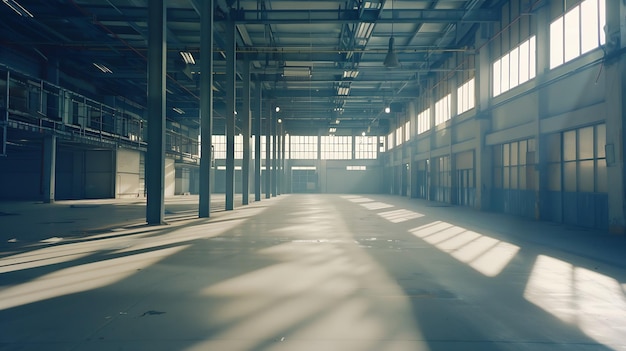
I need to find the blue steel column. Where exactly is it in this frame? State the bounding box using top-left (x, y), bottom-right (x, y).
top-left (225, 19), bottom-right (236, 211)
top-left (146, 0), bottom-right (166, 224)
top-left (242, 60), bottom-right (251, 205)
top-left (281, 123), bottom-right (286, 194)
top-left (199, 0), bottom-right (214, 218)
top-left (271, 112), bottom-right (277, 197)
top-left (1, 70), bottom-right (8, 156)
top-left (265, 107), bottom-right (271, 199)
top-left (276, 122), bottom-right (281, 195)
top-left (254, 84), bottom-right (262, 201)
top-left (42, 135), bottom-right (56, 203)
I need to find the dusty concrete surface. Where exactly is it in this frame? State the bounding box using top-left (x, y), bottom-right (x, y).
top-left (1, 194), bottom-right (625, 351)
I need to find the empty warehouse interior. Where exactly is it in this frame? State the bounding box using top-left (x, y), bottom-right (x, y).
top-left (1, 0), bottom-right (626, 350)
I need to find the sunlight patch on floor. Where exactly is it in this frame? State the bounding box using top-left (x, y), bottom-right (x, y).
top-left (409, 221), bottom-right (519, 277)
top-left (194, 237), bottom-right (429, 351)
top-left (524, 255), bottom-right (626, 350)
top-left (378, 209), bottom-right (424, 223)
top-left (0, 245), bottom-right (189, 310)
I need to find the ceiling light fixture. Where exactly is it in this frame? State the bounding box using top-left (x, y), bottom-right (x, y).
top-left (383, 0), bottom-right (400, 68)
top-left (180, 51), bottom-right (196, 65)
top-left (2, 0), bottom-right (33, 17)
top-left (343, 70), bottom-right (359, 79)
top-left (93, 63), bottom-right (113, 74)
top-left (385, 106), bottom-right (391, 114)
top-left (337, 86), bottom-right (350, 96)
top-left (173, 107), bottom-right (185, 114)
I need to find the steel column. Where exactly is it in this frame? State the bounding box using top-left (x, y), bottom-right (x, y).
top-left (198, 0), bottom-right (214, 218)
top-left (1, 70), bottom-right (8, 156)
top-left (272, 113), bottom-right (277, 197)
top-left (242, 60), bottom-right (251, 205)
top-left (281, 124), bottom-right (286, 194)
top-left (225, 19), bottom-right (236, 211)
top-left (277, 121), bottom-right (281, 195)
top-left (265, 106), bottom-right (271, 199)
top-left (42, 135), bottom-right (56, 203)
top-left (146, 0), bottom-right (166, 225)
top-left (254, 83), bottom-right (262, 201)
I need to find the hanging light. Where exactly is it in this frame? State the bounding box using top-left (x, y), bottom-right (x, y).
top-left (383, 0), bottom-right (400, 68)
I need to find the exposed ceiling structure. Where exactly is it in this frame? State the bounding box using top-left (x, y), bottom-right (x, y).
top-left (0, 0), bottom-right (499, 135)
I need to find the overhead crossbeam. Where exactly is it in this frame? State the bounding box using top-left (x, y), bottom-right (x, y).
top-left (80, 7), bottom-right (499, 25)
top-left (229, 8), bottom-right (499, 24)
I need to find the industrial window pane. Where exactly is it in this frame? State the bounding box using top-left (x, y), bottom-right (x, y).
top-left (564, 7), bottom-right (581, 62)
top-left (501, 54), bottom-right (510, 93)
top-left (550, 17), bottom-right (564, 68)
top-left (511, 142), bottom-right (519, 166)
top-left (493, 60), bottom-right (502, 96)
top-left (596, 123), bottom-right (606, 158)
top-left (548, 163), bottom-right (561, 191)
top-left (503, 143), bottom-right (510, 166)
top-left (578, 126), bottom-right (594, 159)
top-left (519, 140), bottom-right (527, 164)
top-left (519, 40), bottom-right (530, 83)
top-left (213, 135), bottom-right (226, 159)
top-left (405, 121), bottom-right (411, 141)
top-left (509, 47), bottom-right (519, 88)
top-left (503, 167), bottom-right (510, 189)
top-left (597, 160), bottom-right (607, 193)
top-left (511, 165), bottom-right (519, 189)
top-left (563, 161), bottom-right (577, 192)
top-left (519, 165), bottom-right (527, 189)
top-left (355, 136), bottom-right (377, 159)
top-left (529, 36), bottom-right (536, 78)
top-left (599, 0), bottom-right (606, 45)
top-left (563, 130), bottom-right (577, 161)
top-left (580, 0), bottom-right (599, 54)
top-left (579, 160), bottom-right (595, 192)
top-left (468, 78), bottom-right (475, 110)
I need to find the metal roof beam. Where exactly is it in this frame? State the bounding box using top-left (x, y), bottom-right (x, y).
top-left (230, 8), bottom-right (499, 24)
top-left (84, 7), bottom-right (498, 24)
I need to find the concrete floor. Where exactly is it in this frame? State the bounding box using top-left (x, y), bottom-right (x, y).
top-left (1, 194), bottom-right (626, 351)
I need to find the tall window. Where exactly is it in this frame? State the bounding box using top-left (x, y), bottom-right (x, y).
top-left (550, 0), bottom-right (606, 69)
top-left (404, 120), bottom-right (411, 142)
top-left (321, 135), bottom-right (352, 160)
top-left (212, 135), bottom-right (226, 159)
top-left (379, 136), bottom-right (386, 153)
top-left (457, 78), bottom-right (475, 115)
top-left (417, 108), bottom-right (431, 134)
top-left (387, 132), bottom-right (394, 150)
top-left (493, 139), bottom-right (537, 191)
top-left (395, 126), bottom-right (403, 147)
top-left (493, 36), bottom-right (536, 96)
top-left (290, 135), bottom-right (317, 159)
top-left (355, 136), bottom-right (377, 159)
top-left (435, 94), bottom-right (451, 125)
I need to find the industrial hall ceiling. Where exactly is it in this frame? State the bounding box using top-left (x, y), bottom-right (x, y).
top-left (0, 0), bottom-right (501, 135)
